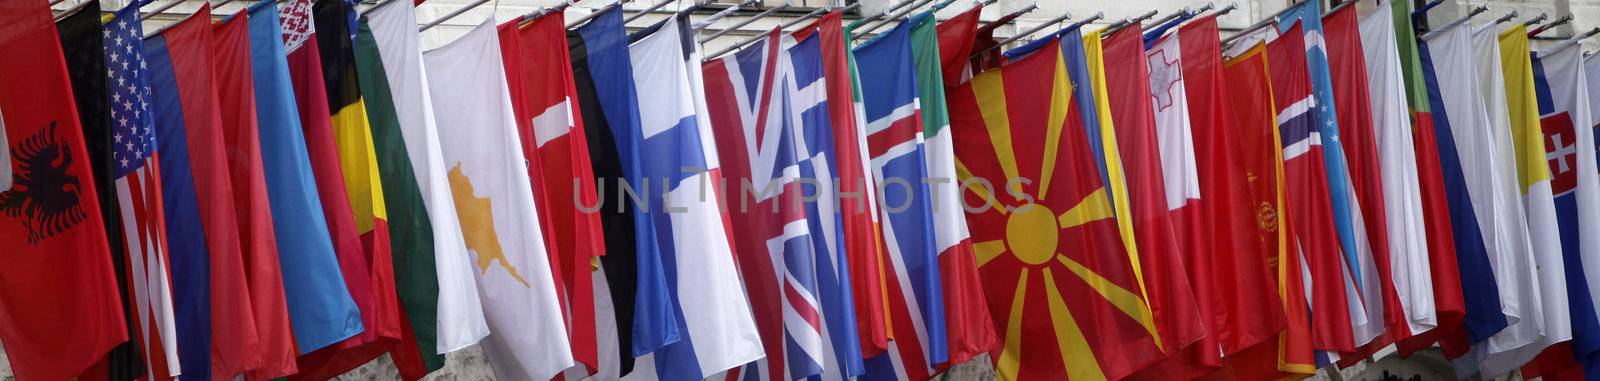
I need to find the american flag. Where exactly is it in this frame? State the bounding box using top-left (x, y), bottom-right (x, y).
top-left (105, 5), bottom-right (181, 378)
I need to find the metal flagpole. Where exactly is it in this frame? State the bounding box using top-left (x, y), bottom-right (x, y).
top-left (700, 1), bottom-right (792, 42)
top-left (141, 0), bottom-right (186, 20)
top-left (567, 0), bottom-right (635, 28)
top-left (692, 0), bottom-right (753, 32)
top-left (1101, 9), bottom-right (1158, 36)
top-left (1418, 5), bottom-right (1488, 40)
top-left (1494, 10), bottom-right (1520, 24)
top-left (1523, 12), bottom-right (1549, 26)
top-left (419, 0), bottom-right (491, 32)
top-left (1528, 14), bottom-right (1572, 36)
top-left (1219, 0), bottom-right (1308, 46)
top-left (850, 0), bottom-right (935, 40)
top-left (623, 0), bottom-right (677, 25)
top-left (705, 2), bottom-right (858, 60)
top-left (847, 0), bottom-right (916, 30)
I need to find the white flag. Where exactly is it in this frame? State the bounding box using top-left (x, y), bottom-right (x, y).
top-left (1420, 21), bottom-right (1546, 378)
top-left (362, 0), bottom-right (490, 354)
top-left (1357, 2), bottom-right (1436, 334)
top-left (422, 17), bottom-right (574, 380)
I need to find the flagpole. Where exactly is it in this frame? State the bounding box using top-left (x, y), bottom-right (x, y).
top-left (850, 0), bottom-right (936, 40)
top-left (1523, 12), bottom-right (1549, 26)
top-left (705, 2), bottom-right (859, 60)
top-left (847, 0), bottom-right (916, 30)
top-left (140, 0), bottom-right (185, 20)
top-left (1418, 5), bottom-right (1488, 40)
top-left (622, 0), bottom-right (677, 25)
top-left (700, 1), bottom-right (793, 42)
top-left (1219, 0), bottom-right (1309, 46)
top-left (1541, 27), bottom-right (1599, 53)
top-left (1494, 10), bottom-right (1520, 24)
top-left (418, 0), bottom-right (491, 32)
top-left (967, 11), bottom-right (1075, 58)
top-left (1528, 14), bottom-right (1572, 37)
top-left (213, 0), bottom-right (240, 10)
top-left (978, 3), bottom-right (1036, 29)
top-left (1100, 9), bottom-right (1158, 36)
top-left (692, 0), bottom-right (753, 32)
top-left (567, 0), bottom-right (635, 29)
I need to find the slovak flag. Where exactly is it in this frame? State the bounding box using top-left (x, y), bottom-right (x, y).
top-left (703, 29), bottom-right (863, 380)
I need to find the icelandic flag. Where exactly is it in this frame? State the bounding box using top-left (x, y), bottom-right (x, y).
top-left (852, 14), bottom-right (949, 381)
top-left (616, 12), bottom-right (763, 380)
top-left (1279, 1), bottom-right (1382, 347)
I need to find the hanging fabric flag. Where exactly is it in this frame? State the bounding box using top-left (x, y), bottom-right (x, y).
top-left (1278, 2), bottom-right (1383, 348)
top-left (703, 28), bottom-right (825, 381)
top-left (54, 3), bottom-right (147, 379)
top-left (851, 14), bottom-right (951, 381)
top-left (947, 33), bottom-right (1163, 380)
top-left (1414, 25), bottom-right (1507, 356)
top-left (1264, 23), bottom-right (1357, 353)
top-left (788, 32), bottom-right (869, 380)
top-left (1176, 13), bottom-right (1286, 358)
top-left (1142, 20), bottom-right (1211, 361)
top-left (497, 11), bottom-right (607, 374)
top-left (423, 16), bottom-right (575, 381)
top-left (277, 0), bottom-right (381, 360)
top-left (1382, 0), bottom-right (1467, 358)
top-left (1520, 37), bottom-right (1600, 380)
top-left (0, 1), bottom-right (128, 379)
top-left (1431, 20), bottom-right (1543, 369)
top-left (291, 0), bottom-right (406, 377)
top-left (934, 4), bottom-right (982, 85)
top-left (568, 7), bottom-right (658, 378)
top-left (146, 5), bottom-right (267, 378)
top-left (209, 11), bottom-right (299, 379)
top-left (621, 13), bottom-right (764, 380)
top-left (1322, 6), bottom-right (1405, 366)
top-left (1354, 1), bottom-right (1439, 348)
top-left (1454, 25), bottom-right (1573, 379)
top-left (243, 0), bottom-right (367, 371)
top-left (1212, 40), bottom-right (1319, 380)
top-left (351, 10), bottom-right (452, 381)
top-left (1144, 14), bottom-right (1288, 376)
top-left (1096, 23), bottom-right (1209, 378)
top-left (356, 0), bottom-right (489, 360)
top-left (908, 11), bottom-right (996, 369)
top-left (92, 4), bottom-right (185, 379)
top-left (792, 9), bottom-right (891, 357)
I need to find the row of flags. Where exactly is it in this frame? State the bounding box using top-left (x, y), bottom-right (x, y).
top-left (12, 0), bottom-right (1600, 379)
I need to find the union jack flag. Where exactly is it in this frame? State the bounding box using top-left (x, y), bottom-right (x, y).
top-left (702, 30), bottom-right (842, 380)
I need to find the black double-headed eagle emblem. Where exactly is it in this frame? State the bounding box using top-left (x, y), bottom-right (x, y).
top-left (0, 122), bottom-right (87, 244)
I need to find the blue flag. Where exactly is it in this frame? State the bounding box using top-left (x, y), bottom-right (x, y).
top-left (144, 31), bottom-right (213, 381)
top-left (1417, 39), bottom-right (1507, 344)
top-left (852, 14), bottom-right (948, 380)
top-left (246, 2), bottom-right (363, 354)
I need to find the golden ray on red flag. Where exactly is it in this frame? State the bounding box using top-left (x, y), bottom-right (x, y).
top-left (951, 42), bottom-right (1161, 381)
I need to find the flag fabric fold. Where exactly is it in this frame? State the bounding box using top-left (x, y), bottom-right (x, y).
top-left (422, 16), bottom-right (575, 381)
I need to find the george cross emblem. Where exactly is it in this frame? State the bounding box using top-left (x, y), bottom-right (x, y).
top-left (1543, 112), bottom-right (1579, 195)
top-left (1146, 47), bottom-right (1181, 112)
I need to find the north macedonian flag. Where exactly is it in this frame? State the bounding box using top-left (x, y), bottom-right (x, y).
top-left (947, 36), bottom-right (1161, 381)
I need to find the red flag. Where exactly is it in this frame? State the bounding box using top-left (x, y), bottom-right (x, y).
top-left (792, 11), bottom-right (891, 357)
top-left (1178, 17), bottom-right (1287, 357)
top-left (1208, 40), bottom-right (1319, 380)
top-left (210, 11), bottom-right (300, 379)
top-left (0, 2), bottom-right (128, 379)
top-left (1098, 24), bottom-right (1208, 377)
top-left (1323, 6), bottom-right (1410, 367)
top-left (934, 5), bottom-right (981, 85)
top-left (277, 0), bottom-right (391, 372)
top-left (156, 6), bottom-right (270, 378)
top-left (1268, 23), bottom-right (1358, 352)
top-left (497, 12), bottom-right (605, 373)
